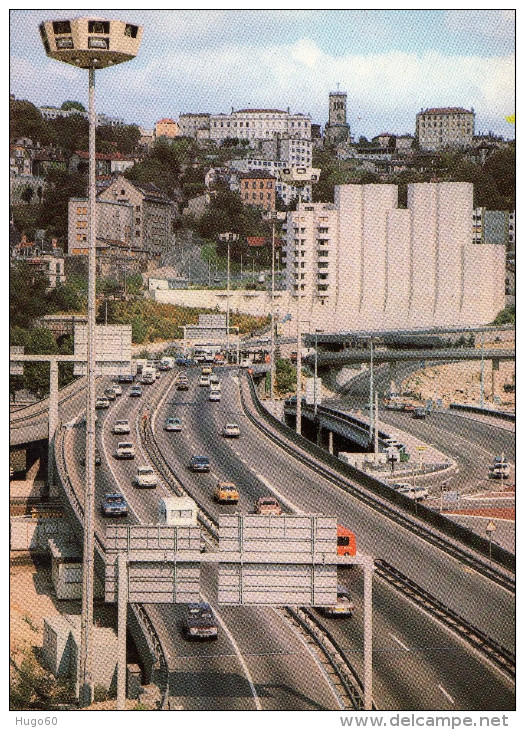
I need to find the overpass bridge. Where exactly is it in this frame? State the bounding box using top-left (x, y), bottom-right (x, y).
top-left (306, 347), bottom-right (515, 368)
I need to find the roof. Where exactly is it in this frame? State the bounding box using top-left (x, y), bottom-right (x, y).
top-left (74, 149), bottom-right (133, 161)
top-left (235, 108), bottom-right (287, 114)
top-left (418, 107), bottom-right (473, 115)
top-left (156, 118), bottom-right (177, 124)
top-left (239, 170), bottom-right (276, 180)
top-left (247, 236), bottom-right (284, 248)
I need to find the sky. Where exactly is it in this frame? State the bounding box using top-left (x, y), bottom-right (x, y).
top-left (9, 8), bottom-right (515, 140)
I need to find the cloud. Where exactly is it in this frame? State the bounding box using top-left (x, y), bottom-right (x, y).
top-left (443, 10), bottom-right (515, 45)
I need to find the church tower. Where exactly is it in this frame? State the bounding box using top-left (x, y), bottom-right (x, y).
top-left (325, 90), bottom-right (350, 145)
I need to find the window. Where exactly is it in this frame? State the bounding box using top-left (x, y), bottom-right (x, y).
top-left (56, 37), bottom-right (74, 49)
top-left (124, 23), bottom-right (138, 38)
top-left (89, 20), bottom-right (110, 33)
top-left (76, 221), bottom-right (87, 229)
top-left (53, 20), bottom-right (71, 34)
top-left (76, 206), bottom-right (87, 215)
top-left (88, 37), bottom-right (109, 49)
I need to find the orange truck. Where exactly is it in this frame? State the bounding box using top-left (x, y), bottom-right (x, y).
top-left (337, 525), bottom-right (357, 556)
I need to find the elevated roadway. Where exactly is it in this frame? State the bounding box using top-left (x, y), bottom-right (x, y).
top-left (307, 348), bottom-right (514, 368)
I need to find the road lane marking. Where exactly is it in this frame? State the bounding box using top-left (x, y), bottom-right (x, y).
top-left (438, 684), bottom-right (455, 704)
top-left (388, 633), bottom-right (410, 651)
top-left (201, 590), bottom-right (262, 711)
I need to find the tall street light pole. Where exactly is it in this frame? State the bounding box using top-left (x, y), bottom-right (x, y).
top-left (369, 337), bottom-right (375, 445)
top-left (39, 17), bottom-right (142, 708)
top-left (314, 328), bottom-right (324, 417)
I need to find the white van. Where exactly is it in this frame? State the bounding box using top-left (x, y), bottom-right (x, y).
top-left (158, 496), bottom-right (199, 527)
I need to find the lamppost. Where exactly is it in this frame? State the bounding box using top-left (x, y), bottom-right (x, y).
top-left (267, 211), bottom-right (280, 401)
top-left (39, 17), bottom-right (142, 708)
top-left (219, 232), bottom-right (239, 360)
top-left (369, 337), bottom-right (375, 445)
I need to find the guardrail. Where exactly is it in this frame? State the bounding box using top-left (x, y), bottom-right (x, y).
top-left (54, 422), bottom-right (170, 708)
top-left (141, 372), bottom-right (367, 710)
top-left (242, 376), bottom-right (515, 582)
top-left (450, 403), bottom-right (515, 422)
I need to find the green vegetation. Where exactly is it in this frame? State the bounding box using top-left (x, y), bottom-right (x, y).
top-left (492, 306), bottom-right (515, 325)
top-left (105, 299), bottom-right (269, 344)
top-left (275, 358), bottom-right (296, 396)
top-left (10, 651), bottom-right (74, 710)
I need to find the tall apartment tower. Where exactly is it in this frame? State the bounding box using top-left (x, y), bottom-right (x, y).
top-left (324, 91), bottom-right (351, 145)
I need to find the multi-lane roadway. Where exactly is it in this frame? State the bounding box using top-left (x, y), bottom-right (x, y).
top-left (59, 365), bottom-right (515, 711)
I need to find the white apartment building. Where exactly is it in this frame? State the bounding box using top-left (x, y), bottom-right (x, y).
top-left (416, 107), bottom-right (475, 150)
top-left (210, 109), bottom-right (311, 144)
top-left (39, 106), bottom-right (124, 127)
top-left (282, 182), bottom-right (505, 330)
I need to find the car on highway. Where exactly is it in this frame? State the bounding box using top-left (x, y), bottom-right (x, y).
top-left (118, 373), bottom-right (135, 384)
top-left (129, 385), bottom-right (143, 397)
top-left (397, 485), bottom-right (429, 501)
top-left (177, 379), bottom-right (189, 391)
top-left (412, 407), bottom-right (427, 419)
top-left (115, 442), bottom-right (135, 460)
top-left (254, 496), bottom-right (282, 516)
top-left (112, 419), bottom-right (131, 435)
top-left (198, 375), bottom-right (210, 387)
top-left (164, 417), bottom-right (182, 432)
top-left (209, 375), bottom-right (221, 388)
top-left (176, 356), bottom-right (191, 366)
top-left (95, 396), bottom-right (110, 409)
top-left (201, 365), bottom-right (213, 375)
top-left (222, 423), bottom-right (240, 438)
top-left (134, 466), bottom-right (158, 488)
top-left (100, 493), bottom-right (128, 517)
top-left (209, 390), bottom-right (221, 402)
top-left (214, 481), bottom-right (239, 504)
top-left (318, 586), bottom-right (355, 618)
top-left (183, 602), bottom-right (218, 640)
top-left (80, 448), bottom-right (102, 467)
top-left (104, 387), bottom-right (117, 401)
top-left (190, 455), bottom-right (210, 472)
top-left (111, 384), bottom-right (123, 396)
top-left (402, 403), bottom-right (416, 413)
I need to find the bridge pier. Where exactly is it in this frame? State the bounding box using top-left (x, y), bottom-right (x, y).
top-left (491, 359), bottom-right (500, 401)
top-left (47, 360), bottom-right (59, 493)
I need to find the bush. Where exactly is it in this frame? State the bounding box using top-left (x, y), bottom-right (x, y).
top-left (93, 684), bottom-right (108, 703)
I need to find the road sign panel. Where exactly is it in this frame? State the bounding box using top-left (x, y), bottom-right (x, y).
top-left (219, 514), bottom-right (337, 555)
top-left (74, 324), bottom-right (132, 375)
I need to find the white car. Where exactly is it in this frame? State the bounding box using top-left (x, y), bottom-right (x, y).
top-left (209, 390), bottom-right (221, 402)
top-left (199, 375), bottom-right (210, 387)
top-left (95, 397), bottom-right (110, 409)
top-left (164, 417), bottom-right (182, 432)
top-left (104, 387), bottom-right (117, 401)
top-left (115, 442), bottom-right (135, 460)
top-left (222, 423), bottom-right (240, 438)
top-left (134, 466), bottom-right (158, 488)
top-left (113, 419), bottom-right (131, 435)
top-left (111, 384), bottom-right (123, 396)
top-left (397, 485), bottom-right (429, 501)
top-left (209, 376), bottom-right (221, 389)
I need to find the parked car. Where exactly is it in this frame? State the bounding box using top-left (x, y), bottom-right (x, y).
top-left (134, 466), bottom-right (158, 488)
top-left (412, 407), bottom-right (427, 419)
top-left (100, 493), bottom-right (128, 517)
top-left (222, 423), bottom-right (240, 438)
top-left (183, 602), bottom-right (218, 640)
top-left (209, 390), bottom-right (221, 402)
top-left (214, 481), bottom-right (239, 504)
top-left (190, 455), bottom-right (210, 472)
top-left (112, 419), bottom-right (131, 435)
top-left (81, 448), bottom-right (101, 467)
top-left (104, 387), bottom-right (117, 401)
top-left (318, 586), bottom-right (355, 617)
top-left (254, 496), bottom-right (282, 516)
top-left (129, 385), bottom-right (143, 397)
top-left (164, 417), bottom-right (182, 432)
top-left (115, 442), bottom-right (135, 459)
top-left (95, 397), bottom-right (110, 409)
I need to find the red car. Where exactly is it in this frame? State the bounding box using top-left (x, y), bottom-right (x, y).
top-left (254, 497), bottom-right (282, 516)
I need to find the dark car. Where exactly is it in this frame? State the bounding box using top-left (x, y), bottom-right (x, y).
top-left (177, 380), bottom-right (189, 391)
top-left (118, 373), bottom-right (135, 384)
top-left (81, 448), bottom-right (102, 467)
top-left (176, 357), bottom-right (190, 366)
top-left (129, 385), bottom-right (143, 397)
top-left (318, 586), bottom-right (355, 618)
top-left (412, 407), bottom-right (427, 419)
top-left (183, 602), bottom-right (218, 640)
top-left (190, 455), bottom-right (210, 472)
top-left (100, 493), bottom-right (128, 517)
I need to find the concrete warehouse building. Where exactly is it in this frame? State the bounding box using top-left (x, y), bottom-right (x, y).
top-left (281, 181), bottom-right (505, 330)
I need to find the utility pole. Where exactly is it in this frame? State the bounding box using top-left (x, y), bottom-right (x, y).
top-left (270, 214), bottom-right (277, 401)
top-left (295, 296), bottom-right (302, 435)
top-left (369, 338), bottom-right (374, 445)
top-left (480, 331), bottom-right (485, 407)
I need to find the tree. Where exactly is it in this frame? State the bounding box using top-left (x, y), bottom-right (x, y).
top-left (10, 263), bottom-right (49, 328)
top-left (38, 168), bottom-right (87, 241)
top-left (20, 186), bottom-right (34, 205)
top-left (61, 100), bottom-right (86, 112)
top-left (275, 358), bottom-right (296, 395)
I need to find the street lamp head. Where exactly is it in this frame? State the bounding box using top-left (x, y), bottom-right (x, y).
top-left (39, 17), bottom-right (142, 68)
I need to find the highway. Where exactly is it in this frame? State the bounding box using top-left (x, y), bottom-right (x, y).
top-left (326, 363), bottom-right (515, 500)
top-left (148, 367), bottom-right (514, 710)
top-left (65, 372), bottom-right (344, 711)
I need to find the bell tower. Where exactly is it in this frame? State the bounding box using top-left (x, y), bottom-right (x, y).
top-left (325, 89), bottom-right (350, 145)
